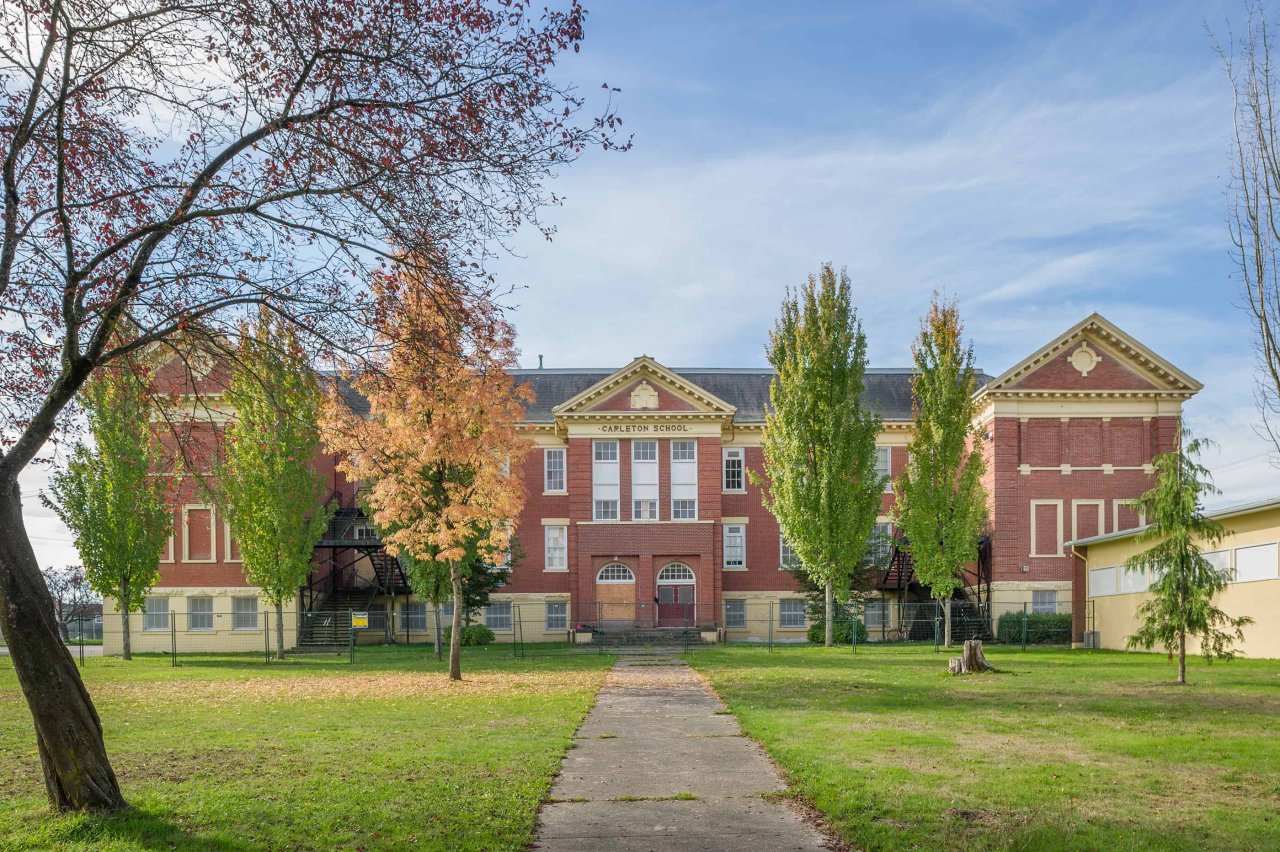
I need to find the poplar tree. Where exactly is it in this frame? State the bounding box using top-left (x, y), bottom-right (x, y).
top-left (1124, 433), bottom-right (1252, 684)
top-left (216, 314), bottom-right (333, 660)
top-left (44, 371), bottom-right (172, 661)
top-left (894, 296), bottom-right (987, 648)
top-left (755, 263), bottom-right (885, 647)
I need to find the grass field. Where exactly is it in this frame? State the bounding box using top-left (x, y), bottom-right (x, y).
top-left (687, 644), bottom-right (1280, 850)
top-left (0, 646), bottom-right (612, 851)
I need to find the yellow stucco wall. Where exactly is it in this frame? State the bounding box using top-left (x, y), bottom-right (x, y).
top-left (1081, 504), bottom-right (1280, 659)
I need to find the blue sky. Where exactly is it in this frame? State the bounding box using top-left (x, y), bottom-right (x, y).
top-left (21, 0), bottom-right (1273, 566)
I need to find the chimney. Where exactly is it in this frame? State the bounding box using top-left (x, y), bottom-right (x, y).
top-left (538, 354), bottom-right (544, 370)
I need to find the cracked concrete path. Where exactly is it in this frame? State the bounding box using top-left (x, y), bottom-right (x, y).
top-left (535, 656), bottom-right (831, 851)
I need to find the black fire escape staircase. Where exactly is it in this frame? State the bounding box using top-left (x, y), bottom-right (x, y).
top-left (298, 498), bottom-right (412, 647)
top-left (874, 530), bottom-right (995, 641)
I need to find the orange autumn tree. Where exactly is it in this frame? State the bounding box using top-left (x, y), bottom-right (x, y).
top-left (323, 272), bottom-right (531, 680)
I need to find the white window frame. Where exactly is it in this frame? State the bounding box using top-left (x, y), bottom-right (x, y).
top-left (1112, 499), bottom-right (1147, 533)
top-left (724, 600), bottom-right (746, 628)
top-left (1031, 590), bottom-right (1058, 614)
top-left (1234, 543), bottom-right (1279, 583)
top-left (780, 535), bottom-right (800, 570)
top-left (1029, 500), bottom-right (1064, 558)
top-left (545, 601), bottom-right (568, 631)
top-left (593, 499), bottom-right (619, 522)
top-left (631, 440), bottom-right (659, 522)
top-left (723, 523), bottom-right (746, 570)
top-left (181, 504), bottom-right (217, 563)
top-left (592, 440), bottom-right (620, 521)
top-left (232, 596), bottom-right (259, 631)
top-left (1089, 566), bottom-right (1118, 597)
top-left (186, 596), bottom-right (213, 631)
top-left (543, 525), bottom-right (568, 572)
top-left (778, 599), bottom-right (806, 629)
top-left (657, 563), bottom-right (695, 583)
top-left (352, 524), bottom-right (377, 541)
top-left (672, 498), bottom-right (697, 520)
top-left (224, 521), bottom-right (242, 563)
top-left (671, 440), bottom-right (697, 462)
top-left (143, 597), bottom-right (169, 631)
top-left (633, 499), bottom-right (658, 520)
top-left (875, 446), bottom-right (892, 492)
top-left (722, 447), bottom-right (745, 493)
top-left (594, 440), bottom-right (619, 462)
top-left (402, 601), bottom-right (427, 631)
top-left (544, 447), bottom-right (566, 494)
top-left (864, 599), bottom-right (889, 628)
top-left (483, 602), bottom-right (512, 632)
top-left (596, 563), bottom-right (636, 583)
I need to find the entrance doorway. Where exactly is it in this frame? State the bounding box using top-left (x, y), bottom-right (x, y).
top-left (656, 563), bottom-right (696, 627)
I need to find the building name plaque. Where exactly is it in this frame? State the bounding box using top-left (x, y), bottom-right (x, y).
top-left (598, 423), bottom-right (692, 434)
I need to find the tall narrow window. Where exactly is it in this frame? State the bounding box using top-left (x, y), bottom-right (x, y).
top-left (724, 600), bottom-right (746, 628)
top-left (592, 440), bottom-right (619, 521)
top-left (722, 447), bottom-right (744, 492)
top-left (632, 440), bottom-right (658, 521)
top-left (544, 448), bottom-right (566, 493)
top-left (724, 524), bottom-right (746, 569)
top-left (875, 446), bottom-right (892, 492)
top-left (671, 440), bottom-right (698, 520)
top-left (780, 535), bottom-right (800, 569)
top-left (544, 525), bottom-right (567, 571)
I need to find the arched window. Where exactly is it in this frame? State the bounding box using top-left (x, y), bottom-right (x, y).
top-left (596, 563), bottom-right (635, 583)
top-left (657, 563), bottom-right (695, 583)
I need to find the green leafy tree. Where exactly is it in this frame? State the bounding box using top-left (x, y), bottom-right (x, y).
top-left (1124, 433), bottom-right (1253, 684)
top-left (893, 296), bottom-right (987, 648)
top-left (754, 263), bottom-right (885, 646)
top-left (44, 371), bottom-right (172, 661)
top-left (215, 315), bottom-right (333, 659)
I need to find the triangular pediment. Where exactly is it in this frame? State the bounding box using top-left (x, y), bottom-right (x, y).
top-left (553, 356), bottom-right (737, 417)
top-left (981, 313), bottom-right (1201, 396)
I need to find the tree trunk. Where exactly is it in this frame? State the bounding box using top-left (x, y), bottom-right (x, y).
top-left (824, 580), bottom-right (835, 647)
top-left (448, 562), bottom-right (464, 681)
top-left (119, 586), bottom-right (132, 661)
top-left (433, 604), bottom-right (442, 661)
top-left (948, 639), bottom-right (993, 674)
top-left (1178, 631), bottom-right (1187, 685)
top-left (275, 601), bottom-right (285, 661)
top-left (0, 483), bottom-right (126, 811)
top-left (942, 598), bottom-right (953, 648)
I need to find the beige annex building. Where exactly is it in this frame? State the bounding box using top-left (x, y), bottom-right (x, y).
top-left (1073, 497), bottom-right (1280, 659)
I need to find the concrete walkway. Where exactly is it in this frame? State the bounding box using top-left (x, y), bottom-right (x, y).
top-left (536, 656), bottom-right (831, 851)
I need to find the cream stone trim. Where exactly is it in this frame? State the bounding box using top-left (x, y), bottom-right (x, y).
top-left (1072, 499), bottom-right (1106, 542)
top-left (527, 432), bottom-right (567, 448)
top-left (181, 504), bottom-right (217, 563)
top-left (540, 517), bottom-right (570, 526)
top-left (1019, 464), bottom-right (1151, 475)
top-left (577, 519), bottom-right (715, 526)
top-left (1112, 499), bottom-right (1147, 532)
top-left (553, 356), bottom-right (738, 417)
top-left (1029, 499), bottom-right (1064, 557)
top-left (722, 516), bottom-right (750, 525)
top-left (988, 580), bottom-right (1073, 592)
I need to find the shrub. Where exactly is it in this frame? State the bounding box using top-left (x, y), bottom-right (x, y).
top-left (806, 619), bottom-right (869, 645)
top-left (996, 611), bottom-right (1071, 645)
top-left (442, 624), bottom-right (496, 647)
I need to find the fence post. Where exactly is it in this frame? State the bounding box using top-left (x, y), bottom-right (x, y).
top-left (512, 605), bottom-right (520, 660)
top-left (349, 618), bottom-right (355, 665)
top-left (78, 617), bottom-right (85, 667)
top-left (933, 601), bottom-right (941, 652)
top-left (264, 610), bottom-right (270, 663)
top-left (170, 610), bottom-right (178, 667)
top-left (1021, 602), bottom-right (1028, 651)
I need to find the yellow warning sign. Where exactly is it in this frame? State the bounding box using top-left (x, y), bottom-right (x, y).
top-left (351, 612), bottom-right (369, 629)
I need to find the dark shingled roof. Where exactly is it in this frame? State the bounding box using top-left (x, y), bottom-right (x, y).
top-left (508, 367), bottom-right (945, 423)
top-left (328, 367), bottom-right (995, 424)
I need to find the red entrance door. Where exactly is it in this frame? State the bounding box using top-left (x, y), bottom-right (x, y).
top-left (657, 583), bottom-right (694, 626)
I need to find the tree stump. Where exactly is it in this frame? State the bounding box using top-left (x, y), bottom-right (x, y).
top-left (948, 639), bottom-right (994, 675)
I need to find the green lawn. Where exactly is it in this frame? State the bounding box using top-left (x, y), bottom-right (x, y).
top-left (687, 644), bottom-right (1280, 850)
top-left (0, 646), bottom-right (612, 850)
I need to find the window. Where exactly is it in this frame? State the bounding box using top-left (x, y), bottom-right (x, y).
top-left (1031, 590), bottom-right (1058, 614)
top-left (544, 525), bottom-right (567, 571)
top-left (1204, 550), bottom-right (1231, 580)
top-left (545, 602), bottom-right (567, 631)
top-left (1234, 543), bottom-right (1278, 583)
top-left (672, 499), bottom-right (697, 520)
top-left (403, 602), bottom-right (427, 631)
top-left (779, 599), bottom-right (806, 628)
top-left (864, 599), bottom-right (888, 628)
top-left (724, 524), bottom-right (746, 569)
top-left (592, 440), bottom-right (619, 521)
top-left (1118, 567), bottom-right (1149, 594)
top-left (439, 601), bottom-right (454, 623)
top-left (723, 448), bottom-right (744, 492)
top-left (1089, 566), bottom-right (1117, 597)
top-left (631, 440), bottom-right (658, 521)
top-left (672, 440), bottom-right (697, 461)
top-left (232, 597), bottom-right (258, 630)
top-left (596, 563), bottom-right (635, 583)
top-left (780, 535), bottom-right (800, 569)
top-left (353, 524), bottom-right (377, 541)
top-left (868, 522), bottom-right (893, 564)
top-left (143, 597), bottom-right (169, 631)
top-left (724, 600), bottom-right (746, 628)
top-left (544, 448), bottom-right (566, 493)
top-left (483, 602), bottom-right (512, 631)
top-left (875, 446), bottom-right (891, 491)
top-left (187, 597), bottom-right (213, 630)
top-left (657, 563), bottom-right (695, 582)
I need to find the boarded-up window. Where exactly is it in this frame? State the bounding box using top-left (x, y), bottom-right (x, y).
top-left (1114, 500), bottom-right (1144, 532)
top-left (1067, 420), bottom-right (1103, 467)
top-left (1109, 421), bottom-right (1144, 467)
top-left (1031, 501), bottom-right (1062, 557)
top-left (1024, 420), bottom-right (1060, 467)
top-left (185, 506), bottom-right (214, 561)
top-left (1073, 501), bottom-right (1103, 541)
top-left (1235, 543), bottom-right (1278, 583)
top-left (1089, 566), bottom-right (1117, 597)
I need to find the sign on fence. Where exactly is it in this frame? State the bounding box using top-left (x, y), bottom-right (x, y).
top-left (351, 612), bottom-right (369, 630)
